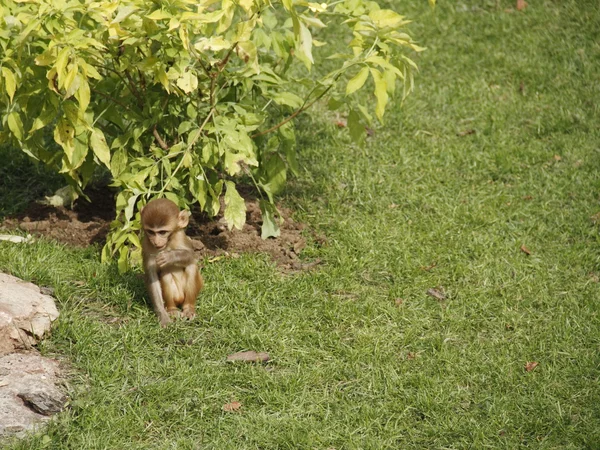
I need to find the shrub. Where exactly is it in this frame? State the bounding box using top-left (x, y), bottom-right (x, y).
top-left (0, 0), bottom-right (422, 270)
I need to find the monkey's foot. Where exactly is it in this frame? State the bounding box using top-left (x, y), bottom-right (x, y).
top-left (167, 308), bottom-right (182, 319)
top-left (182, 306), bottom-right (196, 320)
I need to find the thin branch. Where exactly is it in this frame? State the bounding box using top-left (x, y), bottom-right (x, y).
top-left (159, 108), bottom-right (215, 195)
top-left (91, 88), bottom-right (136, 115)
top-left (251, 84), bottom-right (335, 139)
top-left (217, 42), bottom-right (238, 74)
top-left (124, 70), bottom-right (143, 108)
top-left (153, 125), bottom-right (169, 150)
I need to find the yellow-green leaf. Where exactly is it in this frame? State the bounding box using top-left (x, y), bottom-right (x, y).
top-left (176, 71), bottom-right (198, 93)
top-left (54, 119), bottom-right (76, 163)
top-left (179, 25), bottom-right (189, 50)
top-left (75, 78), bottom-right (90, 112)
top-left (1, 67), bottom-right (17, 102)
top-left (237, 41), bottom-right (258, 72)
top-left (369, 9), bottom-right (407, 29)
top-left (81, 62), bottom-right (102, 80)
top-left (146, 9), bottom-right (171, 20)
top-left (307, 2), bottom-right (328, 13)
top-left (54, 47), bottom-right (70, 89)
top-left (112, 5), bottom-right (138, 24)
top-left (90, 128), bottom-right (111, 169)
top-left (7, 111), bottom-right (24, 141)
top-left (271, 91), bottom-right (303, 108)
top-left (259, 200), bottom-right (281, 239)
top-left (224, 181), bottom-right (246, 231)
top-left (346, 66), bottom-right (369, 96)
top-left (297, 22), bottom-right (314, 69)
top-left (370, 68), bottom-right (389, 121)
top-left (239, 0), bottom-right (254, 13)
top-left (194, 37), bottom-right (231, 52)
top-left (35, 50), bottom-right (54, 67)
top-left (157, 68), bottom-right (170, 92)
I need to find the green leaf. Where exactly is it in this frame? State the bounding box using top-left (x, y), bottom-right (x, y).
top-left (259, 200), bottom-right (281, 239)
top-left (118, 246), bottom-right (129, 274)
top-left (90, 128), bottom-right (111, 169)
top-left (224, 181), bottom-right (246, 231)
top-left (1, 67), bottom-right (17, 102)
top-left (347, 109), bottom-right (364, 143)
top-left (190, 175), bottom-right (209, 210)
top-left (346, 66), bottom-right (369, 96)
top-left (271, 91), bottom-right (304, 108)
top-left (7, 111), bottom-right (24, 141)
top-left (29, 103), bottom-right (56, 134)
top-left (259, 154), bottom-right (286, 203)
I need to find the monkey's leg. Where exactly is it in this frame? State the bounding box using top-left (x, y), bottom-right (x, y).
top-left (182, 265), bottom-right (203, 320)
top-left (160, 273), bottom-right (183, 319)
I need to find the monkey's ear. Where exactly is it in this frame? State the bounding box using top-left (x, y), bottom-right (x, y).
top-left (178, 210), bottom-right (191, 228)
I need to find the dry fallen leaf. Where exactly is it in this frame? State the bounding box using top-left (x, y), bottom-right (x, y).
top-left (222, 401), bottom-right (242, 412)
top-left (520, 244), bottom-right (531, 255)
top-left (407, 352), bottom-right (416, 360)
top-left (553, 154), bottom-right (562, 162)
top-left (590, 212), bottom-right (600, 224)
top-left (420, 262), bottom-right (437, 272)
top-left (525, 361), bottom-right (538, 372)
top-left (395, 298), bottom-right (404, 305)
top-left (226, 351), bottom-right (270, 363)
top-left (426, 288), bottom-right (446, 301)
top-left (516, 0), bottom-right (527, 11)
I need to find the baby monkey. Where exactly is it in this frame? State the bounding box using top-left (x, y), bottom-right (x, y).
top-left (141, 198), bottom-right (203, 327)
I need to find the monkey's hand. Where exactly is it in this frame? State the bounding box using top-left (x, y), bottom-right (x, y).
top-left (155, 251), bottom-right (176, 269)
top-left (159, 312), bottom-right (171, 327)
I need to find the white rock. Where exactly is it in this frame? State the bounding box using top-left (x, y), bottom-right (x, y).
top-left (0, 274), bottom-right (59, 355)
top-left (0, 353), bottom-right (66, 436)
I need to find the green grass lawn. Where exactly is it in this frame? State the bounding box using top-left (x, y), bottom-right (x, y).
top-left (2, 0), bottom-right (600, 448)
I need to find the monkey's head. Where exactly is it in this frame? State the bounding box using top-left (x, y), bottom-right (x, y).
top-left (141, 198), bottom-right (191, 250)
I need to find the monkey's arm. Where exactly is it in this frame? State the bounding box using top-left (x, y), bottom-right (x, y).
top-left (155, 248), bottom-right (197, 270)
top-left (145, 261), bottom-right (171, 327)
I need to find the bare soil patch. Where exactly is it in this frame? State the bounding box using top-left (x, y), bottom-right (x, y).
top-left (1, 186), bottom-right (316, 270)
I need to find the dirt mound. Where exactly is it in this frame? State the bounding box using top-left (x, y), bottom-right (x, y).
top-left (1, 187), bottom-right (317, 270)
